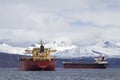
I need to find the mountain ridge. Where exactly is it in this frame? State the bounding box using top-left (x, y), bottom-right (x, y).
top-left (0, 40), bottom-right (120, 58)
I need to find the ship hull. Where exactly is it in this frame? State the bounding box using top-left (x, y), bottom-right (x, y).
top-left (19, 58), bottom-right (56, 71)
top-left (63, 62), bottom-right (108, 69)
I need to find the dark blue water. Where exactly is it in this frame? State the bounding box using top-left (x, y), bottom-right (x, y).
top-left (0, 68), bottom-right (120, 80)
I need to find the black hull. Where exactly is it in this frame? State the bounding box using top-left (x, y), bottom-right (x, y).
top-left (63, 62), bottom-right (108, 69)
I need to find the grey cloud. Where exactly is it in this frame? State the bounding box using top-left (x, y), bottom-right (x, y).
top-left (0, 0), bottom-right (120, 47)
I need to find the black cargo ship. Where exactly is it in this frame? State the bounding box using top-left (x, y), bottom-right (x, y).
top-left (63, 56), bottom-right (108, 69)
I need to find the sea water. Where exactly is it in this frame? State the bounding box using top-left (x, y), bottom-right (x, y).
top-left (0, 68), bottom-right (119, 80)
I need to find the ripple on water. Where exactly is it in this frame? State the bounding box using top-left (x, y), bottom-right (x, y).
top-left (0, 68), bottom-right (120, 80)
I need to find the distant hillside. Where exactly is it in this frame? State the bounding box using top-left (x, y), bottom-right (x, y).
top-left (0, 52), bottom-right (120, 68)
top-left (0, 52), bottom-right (26, 67)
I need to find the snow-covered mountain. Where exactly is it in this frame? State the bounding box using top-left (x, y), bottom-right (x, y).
top-left (48, 40), bottom-right (120, 58)
top-left (1, 40), bottom-right (120, 58)
top-left (27, 39), bottom-right (77, 51)
top-left (45, 40), bottom-right (77, 51)
top-left (27, 40), bottom-right (120, 58)
top-left (0, 42), bottom-right (26, 55)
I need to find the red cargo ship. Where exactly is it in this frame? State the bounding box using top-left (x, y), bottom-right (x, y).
top-left (19, 41), bottom-right (57, 71)
top-left (63, 56), bottom-right (108, 69)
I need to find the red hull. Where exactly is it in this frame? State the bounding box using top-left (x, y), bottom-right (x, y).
top-left (63, 62), bottom-right (108, 69)
top-left (19, 58), bottom-right (56, 71)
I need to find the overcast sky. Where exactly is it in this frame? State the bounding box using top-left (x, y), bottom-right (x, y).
top-left (0, 0), bottom-right (120, 47)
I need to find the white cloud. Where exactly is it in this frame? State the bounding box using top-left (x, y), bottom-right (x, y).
top-left (0, 0), bottom-right (120, 47)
